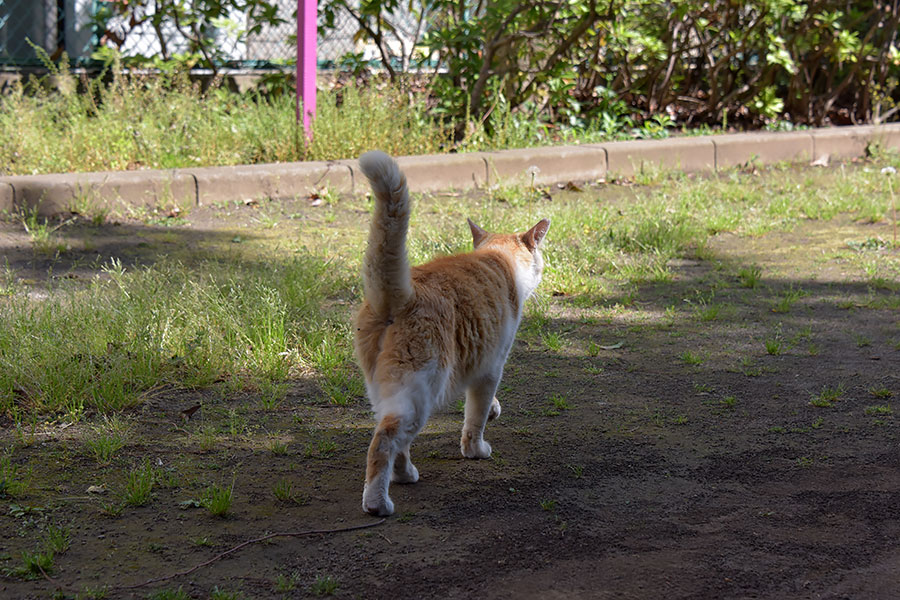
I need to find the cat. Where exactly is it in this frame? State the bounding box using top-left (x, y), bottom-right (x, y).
top-left (355, 150), bottom-right (550, 516)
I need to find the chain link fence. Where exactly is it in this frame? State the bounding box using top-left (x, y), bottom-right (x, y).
top-left (0, 0), bottom-right (369, 70)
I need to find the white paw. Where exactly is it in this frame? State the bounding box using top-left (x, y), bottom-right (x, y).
top-left (392, 462), bottom-right (419, 484)
top-left (461, 435), bottom-right (492, 459)
top-left (362, 484), bottom-right (394, 516)
top-left (488, 397), bottom-right (502, 420)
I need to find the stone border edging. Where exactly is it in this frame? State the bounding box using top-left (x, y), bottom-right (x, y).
top-left (3, 124), bottom-right (900, 217)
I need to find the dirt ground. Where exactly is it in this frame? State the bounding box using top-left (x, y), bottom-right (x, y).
top-left (1, 184), bottom-right (899, 599)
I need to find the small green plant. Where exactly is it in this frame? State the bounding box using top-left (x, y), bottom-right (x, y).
top-left (0, 454), bottom-right (29, 498)
top-left (796, 456), bottom-right (814, 468)
top-left (273, 478), bottom-right (308, 504)
top-left (671, 414), bottom-right (688, 425)
top-left (123, 459), bottom-right (155, 507)
top-left (147, 588), bottom-right (191, 600)
top-left (567, 464), bottom-right (584, 478)
top-left (550, 394), bottom-right (570, 411)
top-left (539, 499), bottom-right (558, 512)
top-left (696, 303), bottom-right (722, 322)
top-left (737, 265), bottom-right (762, 288)
top-left (679, 350), bottom-right (704, 366)
top-left (542, 331), bottom-right (564, 352)
top-left (275, 572), bottom-right (301, 593)
top-left (864, 405), bottom-right (892, 415)
top-left (210, 587), bottom-right (244, 600)
top-left (764, 338), bottom-right (784, 356)
top-left (310, 575), bottom-right (340, 596)
top-left (203, 481), bottom-right (234, 517)
top-left (85, 417), bottom-right (129, 464)
top-left (771, 286), bottom-right (807, 313)
top-left (8, 549), bottom-right (55, 580)
top-left (869, 386), bottom-right (894, 399)
top-left (269, 440), bottom-right (289, 456)
top-left (721, 395), bottom-right (737, 409)
top-left (855, 334), bottom-right (872, 348)
top-left (44, 525), bottom-right (70, 554)
top-left (810, 384), bottom-right (846, 408)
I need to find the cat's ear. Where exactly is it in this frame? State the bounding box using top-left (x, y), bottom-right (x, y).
top-left (468, 218), bottom-right (489, 248)
top-left (522, 218), bottom-right (550, 251)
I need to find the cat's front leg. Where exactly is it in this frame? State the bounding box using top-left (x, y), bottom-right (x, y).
top-left (461, 378), bottom-right (499, 459)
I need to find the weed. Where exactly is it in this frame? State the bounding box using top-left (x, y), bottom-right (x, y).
top-left (810, 384), bottom-right (846, 408)
top-left (796, 456), bottom-right (814, 467)
top-left (275, 572), bottom-right (301, 592)
top-left (671, 414), bottom-right (688, 425)
top-left (269, 440), bottom-right (289, 456)
top-left (855, 334), bottom-right (872, 348)
top-left (7, 549), bottom-right (55, 580)
top-left (550, 394), bottom-right (571, 411)
top-left (123, 459), bottom-right (155, 507)
top-left (210, 588), bottom-right (244, 600)
top-left (567, 464), bottom-right (584, 478)
top-left (542, 331), bottom-right (564, 352)
top-left (44, 525), bottom-right (70, 555)
top-left (737, 265), bottom-right (762, 288)
top-left (679, 350), bottom-right (704, 366)
top-left (864, 405), bottom-right (892, 415)
top-left (0, 454), bottom-right (29, 498)
top-left (721, 396), bottom-right (738, 409)
top-left (202, 481), bottom-right (234, 517)
top-left (310, 575), bottom-right (340, 596)
top-left (539, 499), bottom-right (558, 512)
top-left (273, 478), bottom-right (308, 504)
top-left (765, 338), bottom-right (784, 356)
top-left (869, 386), bottom-right (894, 399)
top-left (771, 286), bottom-right (807, 313)
top-left (696, 303), bottom-right (722, 322)
top-left (85, 416), bottom-right (130, 464)
top-left (147, 588), bottom-right (190, 600)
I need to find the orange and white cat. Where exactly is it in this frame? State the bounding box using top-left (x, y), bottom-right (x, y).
top-left (355, 151), bottom-right (550, 516)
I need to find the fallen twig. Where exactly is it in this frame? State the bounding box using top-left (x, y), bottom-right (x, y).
top-left (114, 519), bottom-right (386, 591)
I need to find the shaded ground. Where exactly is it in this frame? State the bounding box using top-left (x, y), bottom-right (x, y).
top-left (1, 178), bottom-right (899, 599)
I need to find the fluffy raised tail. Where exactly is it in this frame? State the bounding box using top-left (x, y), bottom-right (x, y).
top-left (358, 151), bottom-right (413, 317)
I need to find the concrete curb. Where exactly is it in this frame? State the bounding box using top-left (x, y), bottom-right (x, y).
top-left (4, 124), bottom-right (900, 217)
top-left (603, 137), bottom-right (716, 177)
top-left (189, 160), bottom-right (353, 207)
top-left (483, 145), bottom-right (607, 186)
top-left (396, 153), bottom-right (488, 191)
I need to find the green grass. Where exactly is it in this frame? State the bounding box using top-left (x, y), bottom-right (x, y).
top-left (679, 351), bottom-right (704, 366)
top-left (123, 459), bottom-right (156, 507)
top-left (0, 254), bottom-right (351, 417)
top-left (310, 575), bottom-right (340, 597)
top-left (203, 482), bottom-right (234, 517)
top-left (810, 384), bottom-right (846, 408)
top-left (0, 63), bottom-right (449, 175)
top-left (0, 453), bottom-right (30, 498)
top-left (84, 415), bottom-right (130, 464)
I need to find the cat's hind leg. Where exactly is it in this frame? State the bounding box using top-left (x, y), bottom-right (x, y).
top-left (392, 444), bottom-right (419, 484)
top-left (461, 376), bottom-right (499, 459)
top-left (363, 401), bottom-right (428, 516)
top-left (488, 397), bottom-right (501, 420)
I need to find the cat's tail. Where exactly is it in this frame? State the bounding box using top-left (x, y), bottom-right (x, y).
top-left (358, 150), bottom-right (413, 317)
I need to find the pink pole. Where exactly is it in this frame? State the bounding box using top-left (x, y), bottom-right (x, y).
top-left (296, 0), bottom-right (317, 139)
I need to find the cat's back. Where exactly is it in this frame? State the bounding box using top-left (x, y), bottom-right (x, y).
top-left (411, 249), bottom-right (518, 317)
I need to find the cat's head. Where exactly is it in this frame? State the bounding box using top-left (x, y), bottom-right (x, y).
top-left (467, 218), bottom-right (550, 296)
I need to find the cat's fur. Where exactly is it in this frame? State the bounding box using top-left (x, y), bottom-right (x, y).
top-left (355, 150), bottom-right (550, 516)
